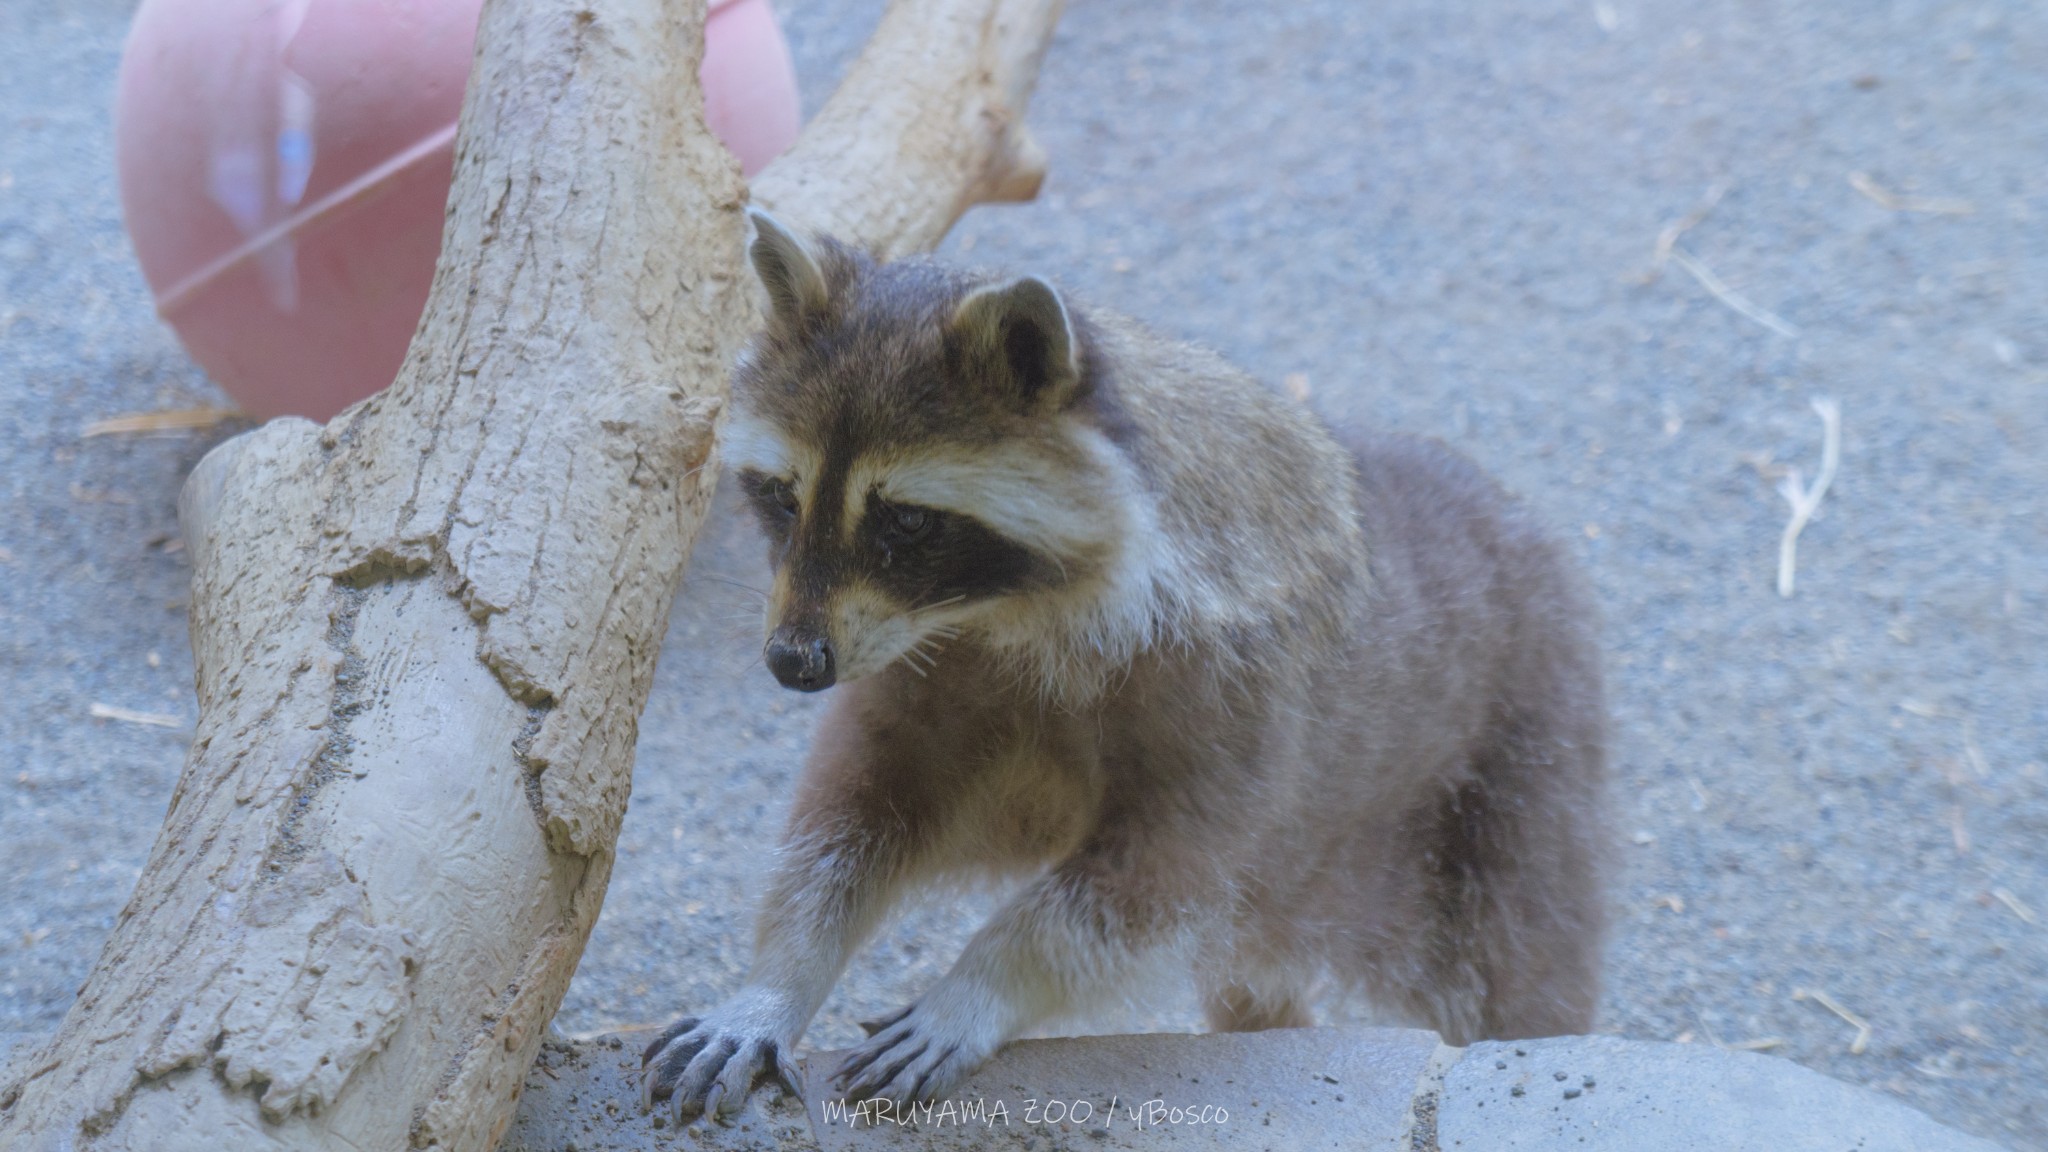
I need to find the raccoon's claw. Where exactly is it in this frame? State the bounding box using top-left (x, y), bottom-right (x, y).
top-left (640, 1012), bottom-right (801, 1124)
top-left (857, 1004), bottom-right (911, 1038)
top-left (639, 1016), bottom-right (700, 1069)
top-left (831, 1000), bottom-right (989, 1106)
top-left (775, 1045), bottom-right (809, 1100)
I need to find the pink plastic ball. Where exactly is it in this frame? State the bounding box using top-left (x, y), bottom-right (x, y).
top-left (116, 0), bottom-right (801, 422)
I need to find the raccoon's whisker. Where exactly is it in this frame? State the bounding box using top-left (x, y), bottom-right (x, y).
top-left (907, 630), bottom-right (954, 672)
top-left (907, 636), bottom-right (950, 678)
top-left (915, 595), bottom-right (966, 613)
top-left (709, 647), bottom-right (770, 680)
top-left (714, 630), bottom-right (767, 653)
top-left (691, 575), bottom-right (772, 602)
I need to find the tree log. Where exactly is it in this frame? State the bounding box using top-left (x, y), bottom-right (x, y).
top-left (0, 0), bottom-right (1062, 1147)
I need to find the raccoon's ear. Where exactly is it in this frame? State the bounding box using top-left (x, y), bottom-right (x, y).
top-left (746, 207), bottom-right (829, 333)
top-left (948, 276), bottom-right (1081, 410)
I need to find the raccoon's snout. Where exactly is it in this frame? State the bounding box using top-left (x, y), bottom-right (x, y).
top-left (766, 628), bottom-right (836, 692)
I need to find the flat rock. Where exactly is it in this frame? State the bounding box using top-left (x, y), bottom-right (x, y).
top-left (804, 1026), bottom-right (1444, 1152)
top-left (502, 1028), bottom-right (818, 1152)
top-left (18, 1026), bottom-right (2016, 1150)
top-left (1432, 1035), bottom-right (2012, 1152)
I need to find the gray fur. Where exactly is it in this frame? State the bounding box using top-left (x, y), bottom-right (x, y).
top-left (747, 207), bottom-right (830, 333)
top-left (643, 230), bottom-right (1610, 1119)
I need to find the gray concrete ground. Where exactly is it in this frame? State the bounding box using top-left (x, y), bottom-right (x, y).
top-left (2, 0), bottom-right (2043, 1148)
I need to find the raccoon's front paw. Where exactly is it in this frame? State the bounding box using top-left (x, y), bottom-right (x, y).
top-left (830, 993), bottom-right (1004, 1105)
top-left (639, 989), bottom-right (806, 1124)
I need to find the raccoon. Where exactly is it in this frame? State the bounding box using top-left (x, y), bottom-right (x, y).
top-left (639, 208), bottom-right (1609, 1122)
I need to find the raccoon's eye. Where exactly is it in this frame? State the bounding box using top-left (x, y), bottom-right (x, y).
top-left (881, 503), bottom-right (938, 542)
top-left (766, 479), bottom-right (799, 517)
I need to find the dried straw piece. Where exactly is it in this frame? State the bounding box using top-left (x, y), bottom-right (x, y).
top-left (82, 408), bottom-right (240, 438)
top-left (1652, 184), bottom-right (1800, 338)
top-left (1848, 171), bottom-right (1974, 216)
top-left (88, 702), bottom-right (182, 729)
top-left (1990, 888), bottom-right (2036, 926)
top-left (1668, 249), bottom-right (1801, 339)
top-left (1777, 398), bottom-right (1841, 597)
top-left (1794, 987), bottom-right (1871, 1055)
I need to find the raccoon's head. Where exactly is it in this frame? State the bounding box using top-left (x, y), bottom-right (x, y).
top-left (724, 209), bottom-right (1157, 694)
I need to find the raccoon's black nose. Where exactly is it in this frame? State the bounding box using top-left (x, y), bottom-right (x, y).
top-left (766, 631), bottom-right (836, 692)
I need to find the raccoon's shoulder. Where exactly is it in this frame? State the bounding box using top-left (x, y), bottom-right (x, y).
top-left (1071, 311), bottom-right (1349, 487)
top-left (1068, 308), bottom-right (1366, 638)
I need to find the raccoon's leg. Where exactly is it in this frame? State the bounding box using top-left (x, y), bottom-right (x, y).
top-left (1197, 908), bottom-right (1317, 1031)
top-left (1379, 719), bottom-right (1606, 1045)
top-left (641, 667), bottom-right (1020, 1122)
top-left (1452, 552), bottom-right (1609, 1042)
top-left (833, 819), bottom-right (1223, 1105)
top-left (831, 663), bottom-right (1273, 1104)
top-left (1201, 983), bottom-right (1314, 1032)
top-left (1473, 520), bottom-right (1610, 1041)
top-left (1465, 716), bottom-right (1607, 1041)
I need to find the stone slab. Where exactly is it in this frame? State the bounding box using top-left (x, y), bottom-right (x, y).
top-left (501, 1028), bottom-right (818, 1152)
top-left (15, 1026), bottom-right (2018, 1151)
top-left (803, 1027), bottom-right (1444, 1152)
top-left (1431, 1035), bottom-right (2012, 1152)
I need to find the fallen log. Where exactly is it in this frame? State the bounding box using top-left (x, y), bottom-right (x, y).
top-left (0, 0), bottom-right (1062, 1146)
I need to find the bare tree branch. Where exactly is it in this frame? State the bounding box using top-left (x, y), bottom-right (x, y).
top-left (0, 0), bottom-right (1063, 1146)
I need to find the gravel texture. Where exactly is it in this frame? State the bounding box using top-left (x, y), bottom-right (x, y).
top-left (1, 0), bottom-right (2042, 1147)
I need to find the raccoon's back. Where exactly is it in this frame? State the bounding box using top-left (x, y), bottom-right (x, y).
top-left (1332, 428), bottom-right (1602, 775)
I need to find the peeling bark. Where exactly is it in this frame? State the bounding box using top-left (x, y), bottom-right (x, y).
top-left (0, 0), bottom-right (1063, 1147)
